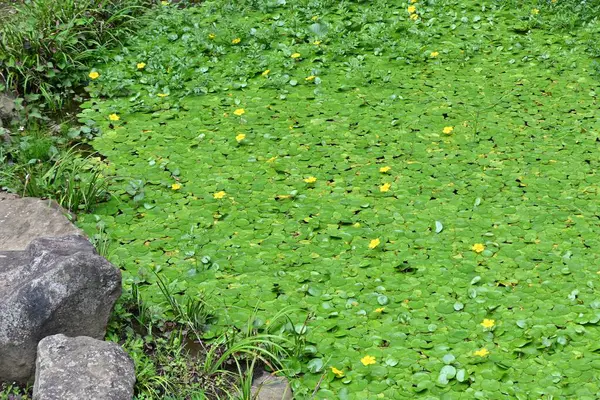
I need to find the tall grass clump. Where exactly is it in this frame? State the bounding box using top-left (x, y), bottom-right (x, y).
top-left (22, 146), bottom-right (108, 212)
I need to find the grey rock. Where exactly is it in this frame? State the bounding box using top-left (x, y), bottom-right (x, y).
top-left (0, 191), bottom-right (18, 201)
top-left (251, 371), bottom-right (293, 400)
top-left (0, 93), bottom-right (16, 124)
top-left (33, 334), bottom-right (135, 400)
top-left (0, 197), bottom-right (82, 251)
top-left (0, 235), bottom-right (121, 383)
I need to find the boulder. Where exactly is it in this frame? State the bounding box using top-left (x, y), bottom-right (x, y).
top-left (0, 197), bottom-right (82, 251)
top-left (0, 235), bottom-right (121, 383)
top-left (252, 370), bottom-right (293, 400)
top-left (33, 334), bottom-right (135, 400)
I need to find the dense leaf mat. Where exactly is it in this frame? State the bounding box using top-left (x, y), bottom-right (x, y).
top-left (78, 0), bottom-right (600, 398)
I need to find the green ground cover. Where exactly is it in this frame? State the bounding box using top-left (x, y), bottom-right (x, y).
top-left (78, 0), bottom-right (600, 398)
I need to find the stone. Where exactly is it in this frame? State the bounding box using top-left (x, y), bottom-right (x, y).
top-left (0, 93), bottom-right (16, 124)
top-left (0, 191), bottom-right (18, 201)
top-left (0, 197), bottom-right (82, 251)
top-left (0, 235), bottom-right (121, 383)
top-left (33, 334), bottom-right (135, 400)
top-left (251, 370), bottom-right (293, 400)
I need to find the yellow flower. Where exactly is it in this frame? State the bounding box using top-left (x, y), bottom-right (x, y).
top-left (311, 15), bottom-right (319, 21)
top-left (410, 13), bottom-right (419, 20)
top-left (157, 93), bottom-right (169, 98)
top-left (262, 69), bottom-right (270, 77)
top-left (481, 319), bottom-right (495, 329)
top-left (331, 367), bottom-right (344, 378)
top-left (408, 5), bottom-right (416, 13)
top-left (430, 51), bottom-right (439, 58)
top-left (208, 33), bottom-right (216, 39)
top-left (235, 133), bottom-right (246, 142)
top-left (379, 166), bottom-right (391, 173)
top-left (472, 243), bottom-right (485, 253)
top-left (108, 113), bottom-right (120, 121)
top-left (411, 0), bottom-right (418, 3)
top-left (443, 126), bottom-right (454, 134)
top-left (213, 191), bottom-right (226, 199)
top-left (305, 75), bottom-right (316, 81)
top-left (266, 156), bottom-right (277, 163)
top-left (474, 348), bottom-right (490, 357)
top-left (171, 183), bottom-right (181, 190)
top-left (161, 0), bottom-right (168, 5)
top-left (233, 108), bottom-right (245, 116)
top-left (532, 8), bottom-right (540, 14)
top-left (88, 71), bottom-right (100, 80)
top-left (232, 38), bottom-right (241, 44)
top-left (313, 40), bottom-right (322, 45)
top-left (137, 63), bottom-right (146, 70)
top-left (360, 355), bottom-right (376, 366)
top-left (368, 238), bottom-right (381, 249)
top-left (374, 307), bottom-right (385, 313)
top-left (304, 176), bottom-right (317, 184)
top-left (291, 53), bottom-right (301, 59)
top-left (380, 182), bottom-right (391, 192)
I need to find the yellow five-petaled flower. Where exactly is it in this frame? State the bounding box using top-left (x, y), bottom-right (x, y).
top-left (213, 191), bottom-right (226, 199)
top-left (262, 69), bottom-right (270, 77)
top-left (234, 108), bottom-right (245, 116)
top-left (443, 126), bottom-right (454, 134)
top-left (232, 38), bottom-right (241, 44)
top-left (304, 176), bottom-right (317, 184)
top-left (208, 33), bottom-right (216, 39)
top-left (108, 113), bottom-right (120, 121)
top-left (89, 71), bottom-right (99, 80)
top-left (291, 53), bottom-right (301, 59)
top-left (331, 367), bottom-right (344, 378)
top-left (137, 63), bottom-right (146, 70)
top-left (157, 93), bottom-right (169, 98)
top-left (408, 5), bottom-right (416, 13)
top-left (235, 133), bottom-right (246, 142)
top-left (369, 238), bottom-right (381, 249)
top-left (474, 348), bottom-right (490, 357)
top-left (532, 8), bottom-right (540, 15)
top-left (379, 166), bottom-right (391, 173)
top-left (361, 355), bottom-right (376, 366)
top-left (380, 182), bottom-right (391, 192)
top-left (472, 243), bottom-right (485, 253)
top-left (374, 307), bottom-right (385, 313)
top-left (171, 183), bottom-right (181, 190)
top-left (430, 51), bottom-right (439, 58)
top-left (305, 75), bottom-right (316, 81)
top-left (481, 319), bottom-right (495, 329)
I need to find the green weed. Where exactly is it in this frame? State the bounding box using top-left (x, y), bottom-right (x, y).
top-left (107, 277), bottom-right (298, 400)
top-left (22, 146), bottom-right (108, 212)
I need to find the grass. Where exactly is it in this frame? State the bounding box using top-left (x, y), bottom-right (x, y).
top-left (0, 0), bottom-right (152, 208)
top-left (21, 146), bottom-right (109, 212)
top-left (107, 278), bottom-right (296, 400)
top-left (0, 0), bottom-right (153, 112)
top-left (75, 0), bottom-right (600, 398)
